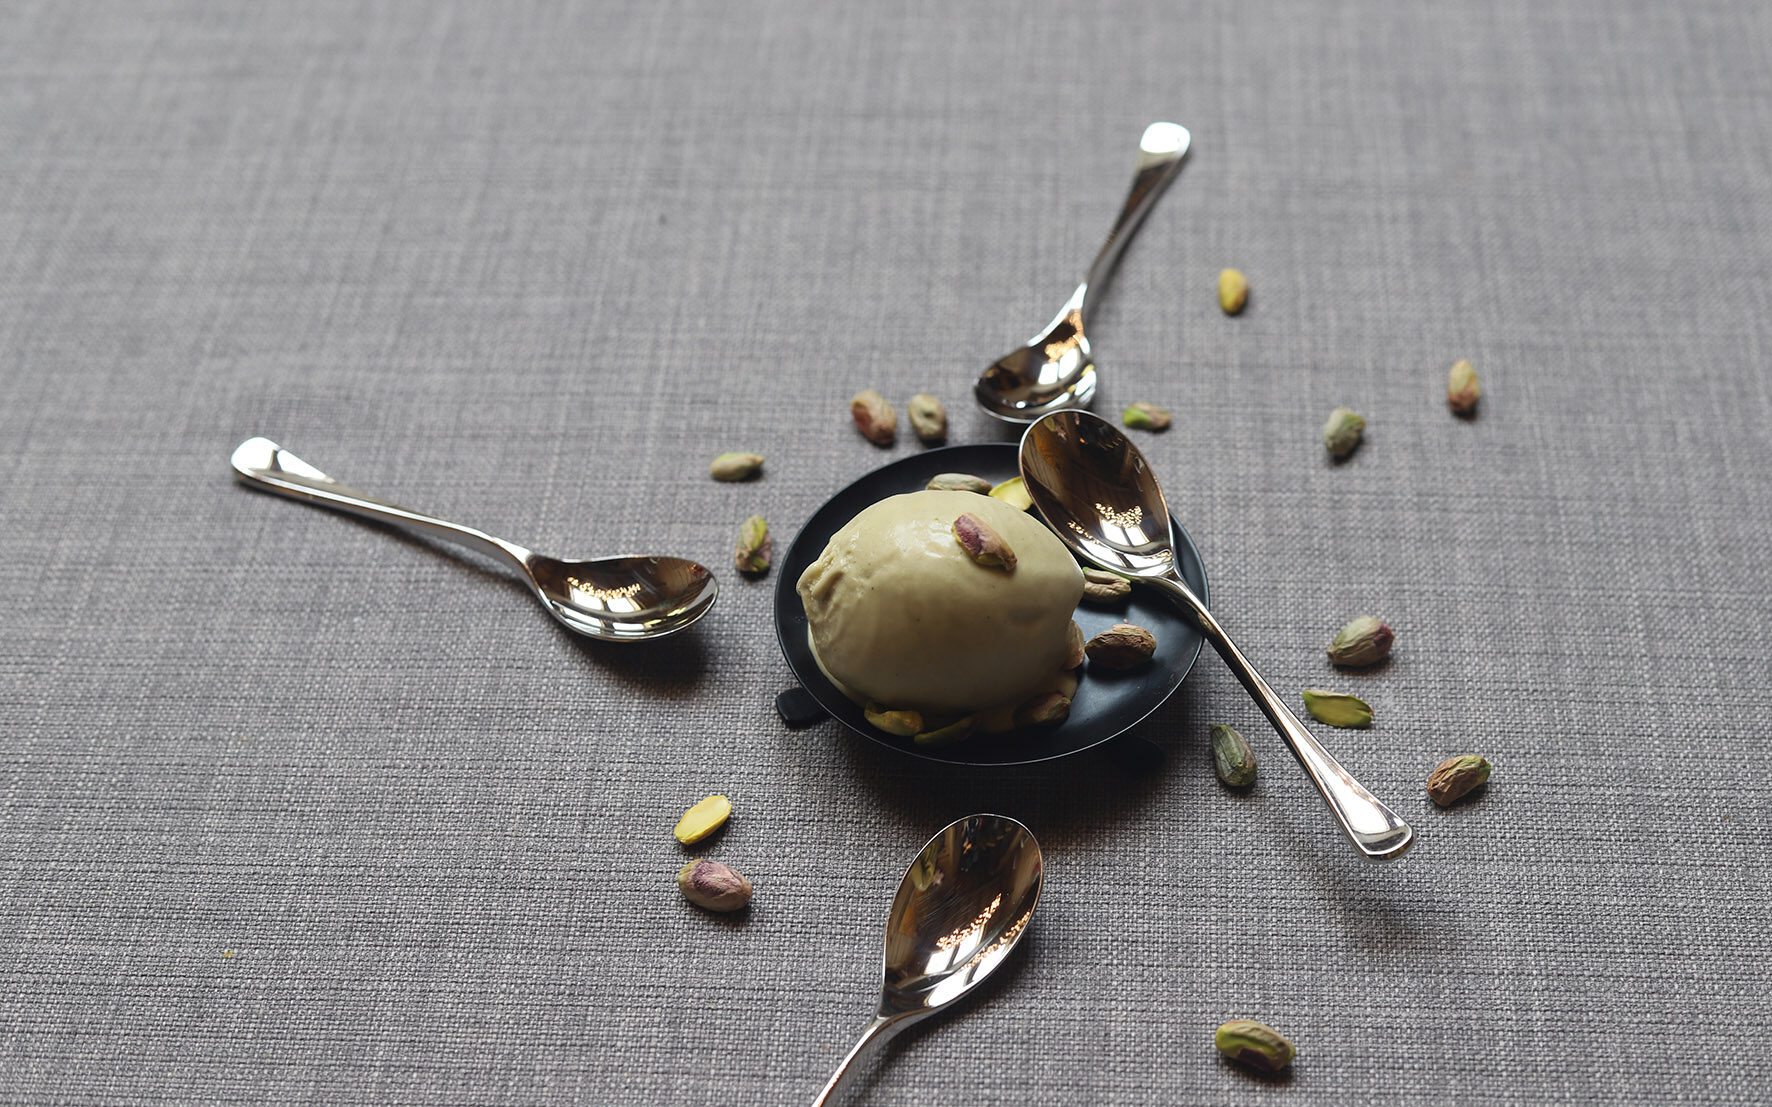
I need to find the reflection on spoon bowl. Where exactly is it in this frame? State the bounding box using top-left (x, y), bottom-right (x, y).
top-left (975, 122), bottom-right (1191, 423)
top-left (1020, 412), bottom-right (1413, 860)
top-left (230, 437), bottom-right (718, 643)
top-left (811, 814), bottom-right (1043, 1105)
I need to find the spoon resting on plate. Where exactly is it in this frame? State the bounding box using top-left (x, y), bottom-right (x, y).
top-left (230, 437), bottom-right (717, 642)
top-left (1019, 412), bottom-right (1413, 859)
top-left (974, 121), bottom-right (1191, 423)
top-left (812, 814), bottom-right (1043, 1105)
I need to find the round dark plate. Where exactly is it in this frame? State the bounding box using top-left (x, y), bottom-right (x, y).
top-left (773, 443), bottom-right (1209, 765)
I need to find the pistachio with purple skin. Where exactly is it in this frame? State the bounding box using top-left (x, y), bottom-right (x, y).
top-left (1428, 754), bottom-right (1492, 806)
top-left (1326, 615), bottom-right (1393, 667)
top-left (677, 859), bottom-right (753, 912)
top-left (952, 513), bottom-right (1016, 570)
top-left (1447, 359), bottom-right (1481, 416)
top-left (850, 389), bottom-right (897, 445)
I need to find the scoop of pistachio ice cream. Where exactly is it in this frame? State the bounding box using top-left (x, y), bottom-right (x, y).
top-left (796, 489), bottom-right (1085, 715)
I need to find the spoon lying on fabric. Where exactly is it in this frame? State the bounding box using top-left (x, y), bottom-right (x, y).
top-left (1019, 413), bottom-right (1413, 859)
top-left (230, 437), bottom-right (718, 642)
top-left (974, 121), bottom-right (1191, 423)
top-left (811, 814), bottom-right (1043, 1106)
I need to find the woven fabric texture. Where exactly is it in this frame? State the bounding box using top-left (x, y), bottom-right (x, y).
top-left (2, 1), bottom-right (1768, 1103)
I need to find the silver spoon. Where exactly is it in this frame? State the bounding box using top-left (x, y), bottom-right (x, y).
top-left (975, 121), bottom-right (1191, 424)
top-left (812, 814), bottom-right (1043, 1106)
top-left (1019, 413), bottom-right (1413, 859)
top-left (230, 437), bottom-right (718, 642)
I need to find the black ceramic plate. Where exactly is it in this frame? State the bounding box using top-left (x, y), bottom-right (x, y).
top-left (774, 443), bottom-right (1209, 765)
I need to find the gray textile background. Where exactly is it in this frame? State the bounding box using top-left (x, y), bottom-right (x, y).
top-left (2, 1), bottom-right (1768, 1103)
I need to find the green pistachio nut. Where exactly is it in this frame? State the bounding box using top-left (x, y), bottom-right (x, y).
top-left (863, 702), bottom-right (923, 737)
top-left (1447, 359), bottom-right (1481, 415)
top-left (1428, 754), bottom-right (1492, 806)
top-left (1302, 688), bottom-right (1373, 728)
top-left (913, 715), bottom-right (978, 747)
top-left (1215, 1019), bottom-right (1294, 1073)
top-left (1209, 724), bottom-right (1258, 788)
top-left (709, 452), bottom-right (764, 481)
top-left (1122, 401), bottom-right (1173, 431)
top-left (907, 393), bottom-right (948, 444)
top-left (925, 472), bottom-right (993, 495)
top-left (1322, 406), bottom-right (1366, 458)
top-left (1218, 269), bottom-right (1250, 315)
top-left (734, 515), bottom-right (772, 576)
top-left (1326, 615), bottom-right (1393, 667)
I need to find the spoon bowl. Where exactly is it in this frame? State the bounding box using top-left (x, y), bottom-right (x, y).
top-left (230, 437), bottom-right (717, 642)
top-left (1020, 412), bottom-right (1414, 859)
top-left (812, 814), bottom-right (1043, 1105)
top-left (975, 122), bottom-right (1190, 423)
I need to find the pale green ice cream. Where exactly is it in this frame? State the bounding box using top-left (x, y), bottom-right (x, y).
top-left (797, 489), bottom-right (1085, 716)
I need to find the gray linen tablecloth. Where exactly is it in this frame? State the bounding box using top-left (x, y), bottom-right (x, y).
top-left (3, 2), bottom-right (1768, 1103)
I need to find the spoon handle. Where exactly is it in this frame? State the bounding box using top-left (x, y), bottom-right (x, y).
top-left (1075, 121), bottom-right (1191, 329)
top-left (229, 437), bottom-right (531, 569)
top-left (1149, 574), bottom-right (1414, 860)
top-left (811, 1015), bottom-right (911, 1107)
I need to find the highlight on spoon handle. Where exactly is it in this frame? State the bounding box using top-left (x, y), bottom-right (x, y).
top-left (1149, 574), bottom-right (1414, 860)
top-left (811, 1015), bottom-right (911, 1107)
top-left (1077, 121), bottom-right (1191, 329)
top-left (228, 437), bottom-right (529, 567)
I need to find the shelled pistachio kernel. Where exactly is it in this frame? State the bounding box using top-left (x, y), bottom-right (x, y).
top-left (1064, 620), bottom-right (1086, 669)
top-left (673, 794), bottom-right (732, 845)
top-left (1218, 269), bottom-right (1250, 315)
top-left (913, 715), bottom-right (977, 747)
top-left (1322, 406), bottom-right (1365, 458)
top-left (1326, 615), bottom-right (1393, 667)
top-left (1428, 754), bottom-right (1492, 806)
top-left (676, 859), bottom-right (752, 912)
top-left (709, 452), bottom-right (763, 481)
top-left (1122, 402), bottom-right (1172, 431)
top-left (988, 476), bottom-right (1034, 511)
top-left (1448, 358), bottom-right (1482, 415)
top-left (907, 393), bottom-right (948, 443)
top-left (926, 472), bottom-right (992, 495)
top-left (850, 389), bottom-right (897, 445)
top-left (1014, 692), bottom-right (1072, 728)
top-left (1085, 623), bottom-right (1157, 669)
top-left (1082, 567), bottom-right (1132, 602)
top-left (1214, 1019), bottom-right (1294, 1073)
top-left (1209, 723), bottom-right (1257, 787)
top-left (734, 515), bottom-right (771, 576)
top-left (953, 513), bottom-right (1016, 570)
top-left (864, 702), bottom-right (922, 737)
top-left (1301, 688), bottom-right (1372, 728)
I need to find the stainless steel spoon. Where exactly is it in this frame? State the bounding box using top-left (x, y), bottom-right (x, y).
top-left (812, 814), bottom-right (1043, 1106)
top-left (975, 121), bottom-right (1191, 424)
top-left (230, 437), bottom-right (718, 642)
top-left (1019, 413), bottom-right (1413, 859)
